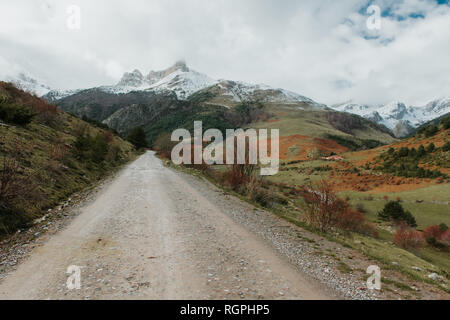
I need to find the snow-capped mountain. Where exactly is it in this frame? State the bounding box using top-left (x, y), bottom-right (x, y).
top-left (332, 98), bottom-right (450, 137)
top-left (99, 61), bottom-right (218, 100)
top-left (44, 89), bottom-right (83, 101)
top-left (96, 61), bottom-right (326, 106)
top-left (205, 79), bottom-right (326, 108)
top-left (3, 61), bottom-right (447, 136)
top-left (4, 73), bottom-right (52, 96)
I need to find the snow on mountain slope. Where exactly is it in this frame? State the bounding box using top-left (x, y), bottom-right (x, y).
top-left (99, 61), bottom-right (326, 107)
top-left (332, 98), bottom-right (450, 133)
top-left (4, 73), bottom-right (52, 96)
top-left (44, 89), bottom-right (83, 102)
top-left (147, 67), bottom-right (217, 99)
top-left (101, 61), bottom-right (218, 99)
top-left (213, 80), bottom-right (326, 108)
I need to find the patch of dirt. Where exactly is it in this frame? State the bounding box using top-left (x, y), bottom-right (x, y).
top-left (267, 135), bottom-right (349, 161)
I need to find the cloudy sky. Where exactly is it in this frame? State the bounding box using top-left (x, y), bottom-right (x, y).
top-left (0, 0), bottom-right (449, 106)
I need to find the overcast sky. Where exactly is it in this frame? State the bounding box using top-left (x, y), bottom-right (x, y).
top-left (0, 0), bottom-right (449, 106)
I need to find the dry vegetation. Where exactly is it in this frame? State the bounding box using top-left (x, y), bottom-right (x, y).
top-left (0, 82), bottom-right (137, 235)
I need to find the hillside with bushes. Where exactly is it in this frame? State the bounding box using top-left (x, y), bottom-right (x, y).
top-left (0, 82), bottom-right (137, 235)
top-left (158, 114), bottom-right (449, 295)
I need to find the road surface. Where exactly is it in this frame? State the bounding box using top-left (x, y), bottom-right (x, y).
top-left (0, 151), bottom-right (333, 300)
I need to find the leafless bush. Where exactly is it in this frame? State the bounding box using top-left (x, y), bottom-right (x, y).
top-left (0, 147), bottom-right (42, 225)
top-left (300, 180), bottom-right (373, 234)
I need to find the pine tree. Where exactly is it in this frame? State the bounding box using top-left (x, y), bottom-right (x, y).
top-left (378, 201), bottom-right (417, 227)
top-left (127, 127), bottom-right (148, 149)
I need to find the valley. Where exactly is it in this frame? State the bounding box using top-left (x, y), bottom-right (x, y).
top-left (1, 61), bottom-right (449, 300)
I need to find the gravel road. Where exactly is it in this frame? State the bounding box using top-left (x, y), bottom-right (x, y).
top-left (0, 151), bottom-right (344, 300)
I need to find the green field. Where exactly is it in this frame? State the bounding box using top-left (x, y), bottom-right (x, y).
top-left (247, 105), bottom-right (397, 145)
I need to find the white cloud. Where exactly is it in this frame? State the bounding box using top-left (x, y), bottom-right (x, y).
top-left (0, 0), bottom-right (449, 106)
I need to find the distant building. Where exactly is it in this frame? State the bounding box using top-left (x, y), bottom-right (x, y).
top-left (321, 155), bottom-right (344, 161)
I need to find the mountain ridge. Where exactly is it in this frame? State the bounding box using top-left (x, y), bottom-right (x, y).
top-left (331, 98), bottom-right (450, 137)
top-left (2, 61), bottom-right (448, 138)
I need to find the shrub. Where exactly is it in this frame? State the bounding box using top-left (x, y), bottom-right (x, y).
top-left (91, 133), bottom-right (109, 163)
top-left (441, 117), bottom-right (450, 130)
top-left (426, 143), bottom-right (435, 153)
top-left (442, 142), bottom-right (450, 152)
top-left (32, 99), bottom-right (60, 126)
top-left (356, 203), bottom-right (367, 213)
top-left (440, 230), bottom-right (450, 247)
top-left (0, 102), bottom-right (35, 125)
top-left (223, 163), bottom-right (256, 191)
top-left (251, 186), bottom-right (272, 208)
top-left (73, 131), bottom-right (110, 163)
top-left (398, 147), bottom-right (409, 157)
top-left (153, 133), bottom-right (177, 159)
top-left (394, 227), bottom-right (424, 249)
top-left (74, 134), bottom-right (92, 160)
top-left (127, 126), bottom-right (148, 149)
top-left (301, 181), bottom-right (366, 233)
top-left (423, 125), bottom-right (438, 137)
top-left (417, 145), bottom-right (426, 157)
top-left (301, 182), bottom-right (374, 234)
top-left (423, 225), bottom-right (444, 240)
top-left (378, 201), bottom-right (417, 227)
top-left (336, 209), bottom-right (367, 233)
top-left (302, 182), bottom-right (346, 232)
top-left (50, 136), bottom-right (68, 161)
top-left (0, 149), bottom-right (41, 234)
top-left (423, 224), bottom-right (450, 249)
top-left (106, 144), bottom-right (122, 163)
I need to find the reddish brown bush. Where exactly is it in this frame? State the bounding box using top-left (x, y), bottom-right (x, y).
top-left (394, 227), bottom-right (424, 249)
top-left (423, 225), bottom-right (444, 240)
top-left (50, 136), bottom-right (68, 161)
top-left (222, 137), bottom-right (257, 191)
top-left (0, 146), bottom-right (42, 221)
top-left (336, 209), bottom-right (367, 233)
top-left (300, 181), bottom-right (376, 234)
top-left (223, 163), bottom-right (256, 191)
top-left (301, 181), bottom-right (348, 232)
top-left (101, 130), bottom-right (114, 144)
top-left (440, 230), bottom-right (450, 246)
top-left (423, 224), bottom-right (449, 249)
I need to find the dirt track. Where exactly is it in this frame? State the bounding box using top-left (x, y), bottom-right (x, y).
top-left (0, 151), bottom-right (333, 300)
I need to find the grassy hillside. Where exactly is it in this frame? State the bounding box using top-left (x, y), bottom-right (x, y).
top-left (53, 84), bottom-right (397, 155)
top-left (161, 111), bottom-right (449, 294)
top-left (0, 82), bottom-right (137, 235)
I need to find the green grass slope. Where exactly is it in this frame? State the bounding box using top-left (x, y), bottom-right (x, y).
top-left (0, 82), bottom-right (137, 235)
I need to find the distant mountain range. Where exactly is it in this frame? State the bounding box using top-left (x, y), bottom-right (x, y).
top-left (3, 61), bottom-right (449, 138)
top-left (331, 99), bottom-right (450, 137)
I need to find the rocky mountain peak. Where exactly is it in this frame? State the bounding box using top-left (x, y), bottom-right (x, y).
top-left (146, 60), bottom-right (190, 84)
top-left (117, 69), bottom-right (145, 87)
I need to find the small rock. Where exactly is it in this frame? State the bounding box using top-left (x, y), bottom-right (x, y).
top-left (411, 266), bottom-right (422, 272)
top-left (428, 273), bottom-right (444, 282)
